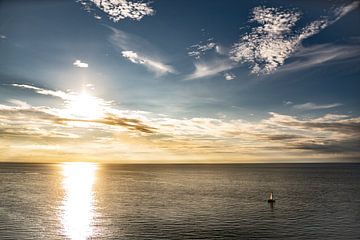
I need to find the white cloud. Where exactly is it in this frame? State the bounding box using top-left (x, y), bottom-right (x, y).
top-left (224, 72), bottom-right (236, 81)
top-left (0, 35), bottom-right (6, 39)
top-left (94, 14), bottom-right (102, 20)
top-left (121, 50), bottom-right (175, 76)
top-left (73, 60), bottom-right (88, 68)
top-left (293, 102), bottom-right (343, 111)
top-left (188, 38), bottom-right (217, 59)
top-left (185, 59), bottom-right (235, 80)
top-left (121, 50), bottom-right (143, 64)
top-left (79, 0), bottom-right (154, 22)
top-left (11, 84), bottom-right (70, 100)
top-left (230, 6), bottom-right (301, 74)
top-left (108, 27), bottom-right (176, 77)
top-left (230, 2), bottom-right (360, 74)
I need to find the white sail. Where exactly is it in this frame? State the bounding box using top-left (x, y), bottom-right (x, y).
top-left (269, 192), bottom-right (273, 200)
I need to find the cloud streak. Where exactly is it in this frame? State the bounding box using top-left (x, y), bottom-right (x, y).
top-left (278, 42), bottom-right (360, 72)
top-left (293, 102), bottom-right (343, 111)
top-left (122, 50), bottom-right (175, 75)
top-left (109, 27), bottom-right (176, 76)
top-left (11, 84), bottom-right (70, 100)
top-left (185, 59), bottom-right (235, 80)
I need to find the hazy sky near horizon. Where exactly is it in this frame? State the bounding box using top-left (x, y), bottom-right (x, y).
top-left (0, 0), bottom-right (359, 163)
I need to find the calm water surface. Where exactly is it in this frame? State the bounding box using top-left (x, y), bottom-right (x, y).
top-left (0, 163), bottom-right (359, 239)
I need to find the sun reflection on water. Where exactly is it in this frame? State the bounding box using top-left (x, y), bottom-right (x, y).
top-left (61, 162), bottom-right (97, 240)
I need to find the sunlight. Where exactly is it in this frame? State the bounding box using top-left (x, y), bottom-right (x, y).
top-left (61, 162), bottom-right (97, 240)
top-left (64, 91), bottom-right (105, 120)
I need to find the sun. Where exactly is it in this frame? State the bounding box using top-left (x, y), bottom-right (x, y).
top-left (63, 91), bottom-right (106, 120)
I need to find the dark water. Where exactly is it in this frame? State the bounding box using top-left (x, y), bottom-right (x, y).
top-left (0, 163), bottom-right (359, 239)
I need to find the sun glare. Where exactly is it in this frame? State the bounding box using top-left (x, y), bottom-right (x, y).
top-left (64, 91), bottom-right (105, 120)
top-left (61, 162), bottom-right (97, 240)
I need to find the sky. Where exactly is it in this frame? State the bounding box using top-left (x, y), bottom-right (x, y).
top-left (0, 0), bottom-right (359, 163)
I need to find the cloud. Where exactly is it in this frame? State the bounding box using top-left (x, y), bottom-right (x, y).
top-left (278, 43), bottom-right (360, 72)
top-left (60, 114), bottom-right (155, 133)
top-left (185, 59), bottom-right (235, 80)
top-left (187, 38), bottom-right (217, 59)
top-left (265, 112), bottom-right (360, 154)
top-left (230, 2), bottom-right (360, 74)
top-left (333, 1), bottom-right (360, 21)
top-left (0, 35), bottom-right (6, 39)
top-left (11, 84), bottom-right (119, 119)
top-left (186, 37), bottom-right (232, 79)
top-left (94, 14), bottom-right (102, 20)
top-left (2, 83), bottom-right (360, 161)
top-left (293, 102), bottom-right (343, 111)
top-left (0, 102), bottom-right (155, 146)
top-left (149, 112), bottom-right (360, 158)
top-left (78, 0), bottom-right (154, 22)
top-left (108, 27), bottom-right (176, 76)
top-left (11, 84), bottom-right (70, 100)
top-left (230, 6), bottom-right (301, 74)
top-left (224, 72), bottom-right (236, 81)
top-left (292, 138), bottom-right (360, 154)
top-left (109, 27), bottom-right (146, 52)
top-left (4, 85), bottom-right (156, 135)
top-left (266, 112), bottom-right (360, 135)
top-left (73, 59), bottom-right (89, 68)
top-left (121, 50), bottom-right (175, 75)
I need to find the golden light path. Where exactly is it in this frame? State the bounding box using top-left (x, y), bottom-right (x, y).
top-left (61, 162), bottom-right (97, 240)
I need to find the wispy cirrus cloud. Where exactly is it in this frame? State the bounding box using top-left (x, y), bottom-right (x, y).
top-left (78, 0), bottom-right (154, 22)
top-left (333, 1), bottom-right (360, 21)
top-left (230, 2), bottom-right (360, 74)
top-left (293, 102), bottom-right (343, 111)
top-left (122, 50), bottom-right (175, 75)
top-left (109, 27), bottom-right (176, 76)
top-left (187, 38), bottom-right (218, 60)
top-left (11, 84), bottom-right (71, 100)
top-left (278, 42), bottom-right (360, 72)
top-left (186, 35), bottom-right (232, 80)
top-left (185, 59), bottom-right (235, 80)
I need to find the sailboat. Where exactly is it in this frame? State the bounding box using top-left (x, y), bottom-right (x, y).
top-left (268, 192), bottom-right (275, 203)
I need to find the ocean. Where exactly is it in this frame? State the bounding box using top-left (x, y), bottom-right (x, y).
top-left (0, 163), bottom-right (359, 239)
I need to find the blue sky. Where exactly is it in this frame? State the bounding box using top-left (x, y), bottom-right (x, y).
top-left (0, 0), bottom-right (359, 162)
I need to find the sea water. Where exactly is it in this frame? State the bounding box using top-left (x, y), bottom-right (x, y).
top-left (0, 163), bottom-right (359, 239)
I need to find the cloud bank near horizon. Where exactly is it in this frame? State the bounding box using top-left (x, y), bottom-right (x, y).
top-left (1, 83), bottom-right (359, 162)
